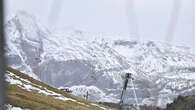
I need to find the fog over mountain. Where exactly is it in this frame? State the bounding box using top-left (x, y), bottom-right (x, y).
top-left (5, 12), bottom-right (195, 107)
top-left (5, 0), bottom-right (195, 49)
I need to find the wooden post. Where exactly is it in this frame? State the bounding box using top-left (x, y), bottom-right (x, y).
top-left (0, 0), bottom-right (5, 109)
top-left (84, 91), bottom-right (89, 101)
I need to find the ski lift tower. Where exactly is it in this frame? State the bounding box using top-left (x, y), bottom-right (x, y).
top-left (118, 73), bottom-right (139, 110)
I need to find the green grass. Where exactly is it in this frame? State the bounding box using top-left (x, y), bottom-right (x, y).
top-left (6, 67), bottom-right (107, 110)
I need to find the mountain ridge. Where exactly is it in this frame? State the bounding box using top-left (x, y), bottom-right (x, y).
top-left (5, 12), bottom-right (195, 108)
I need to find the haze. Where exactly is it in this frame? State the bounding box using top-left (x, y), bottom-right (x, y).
top-left (5, 0), bottom-right (195, 49)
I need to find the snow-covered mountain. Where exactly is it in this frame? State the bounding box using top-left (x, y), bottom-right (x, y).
top-left (5, 12), bottom-right (195, 107)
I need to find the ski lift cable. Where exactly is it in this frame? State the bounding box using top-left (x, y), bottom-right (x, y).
top-left (125, 0), bottom-right (140, 40)
top-left (156, 0), bottom-right (182, 106)
top-left (165, 0), bottom-right (182, 43)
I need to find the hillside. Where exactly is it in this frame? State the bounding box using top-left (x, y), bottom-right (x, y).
top-left (166, 95), bottom-right (195, 110)
top-left (5, 67), bottom-right (110, 110)
top-left (100, 96), bottom-right (195, 110)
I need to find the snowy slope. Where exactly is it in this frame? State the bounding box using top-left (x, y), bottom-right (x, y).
top-left (6, 70), bottom-right (76, 102)
top-left (5, 12), bottom-right (195, 107)
top-left (5, 104), bottom-right (29, 110)
top-left (5, 67), bottom-right (108, 110)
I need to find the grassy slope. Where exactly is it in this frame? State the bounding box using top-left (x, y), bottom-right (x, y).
top-left (6, 67), bottom-right (109, 110)
top-left (166, 95), bottom-right (195, 110)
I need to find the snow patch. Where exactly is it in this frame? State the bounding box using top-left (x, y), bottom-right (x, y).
top-left (5, 104), bottom-right (29, 110)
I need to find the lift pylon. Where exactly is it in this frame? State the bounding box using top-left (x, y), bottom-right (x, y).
top-left (118, 73), bottom-right (139, 110)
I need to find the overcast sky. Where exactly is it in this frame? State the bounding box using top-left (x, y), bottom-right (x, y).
top-left (5, 0), bottom-right (195, 49)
